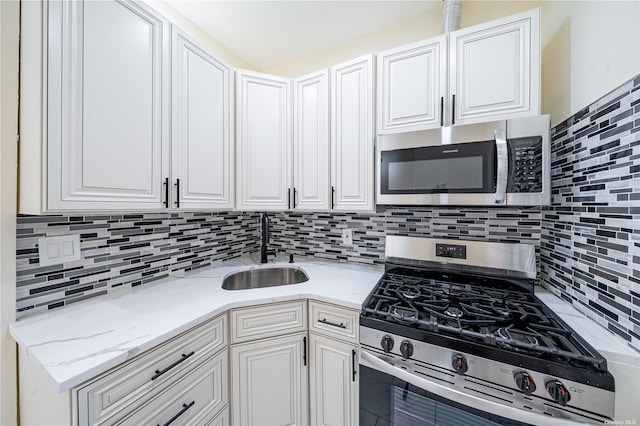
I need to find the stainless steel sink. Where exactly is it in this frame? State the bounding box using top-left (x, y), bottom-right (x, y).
top-left (221, 266), bottom-right (309, 290)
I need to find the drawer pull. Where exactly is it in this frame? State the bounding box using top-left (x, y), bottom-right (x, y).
top-left (151, 351), bottom-right (195, 381)
top-left (318, 318), bottom-right (346, 329)
top-left (158, 401), bottom-right (195, 426)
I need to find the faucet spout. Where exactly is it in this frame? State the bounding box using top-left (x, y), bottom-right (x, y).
top-left (260, 212), bottom-right (275, 263)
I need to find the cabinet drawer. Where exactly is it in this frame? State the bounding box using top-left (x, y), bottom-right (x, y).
top-left (118, 349), bottom-right (229, 426)
top-left (76, 313), bottom-right (226, 426)
top-left (231, 301), bottom-right (306, 343)
top-left (309, 301), bottom-right (359, 343)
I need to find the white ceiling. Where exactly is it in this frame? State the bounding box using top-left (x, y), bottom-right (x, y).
top-left (164, 1), bottom-right (442, 70)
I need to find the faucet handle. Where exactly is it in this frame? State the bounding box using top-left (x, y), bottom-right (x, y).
top-left (289, 254), bottom-right (294, 263)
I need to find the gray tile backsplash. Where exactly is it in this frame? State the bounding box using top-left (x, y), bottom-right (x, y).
top-left (540, 73), bottom-right (640, 350)
top-left (16, 73), bottom-right (640, 353)
top-left (16, 212), bottom-right (259, 317)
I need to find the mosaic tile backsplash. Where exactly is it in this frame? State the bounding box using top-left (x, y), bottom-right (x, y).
top-left (16, 212), bottom-right (260, 317)
top-left (540, 74), bottom-right (640, 350)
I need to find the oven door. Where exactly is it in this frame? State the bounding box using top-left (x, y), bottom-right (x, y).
top-left (360, 350), bottom-right (581, 426)
top-left (376, 120), bottom-right (509, 207)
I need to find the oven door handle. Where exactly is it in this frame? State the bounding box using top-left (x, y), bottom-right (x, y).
top-left (360, 350), bottom-right (589, 426)
top-left (494, 129), bottom-right (508, 205)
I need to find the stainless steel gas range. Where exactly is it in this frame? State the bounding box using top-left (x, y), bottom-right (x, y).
top-left (359, 236), bottom-right (615, 426)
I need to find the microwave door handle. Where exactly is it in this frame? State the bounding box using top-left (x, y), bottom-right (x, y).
top-left (494, 129), bottom-right (508, 205)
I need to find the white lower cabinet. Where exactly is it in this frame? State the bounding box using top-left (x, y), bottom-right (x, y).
top-left (309, 334), bottom-right (358, 426)
top-left (231, 333), bottom-right (309, 426)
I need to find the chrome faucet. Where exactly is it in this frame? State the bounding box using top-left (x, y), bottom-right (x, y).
top-left (260, 212), bottom-right (276, 263)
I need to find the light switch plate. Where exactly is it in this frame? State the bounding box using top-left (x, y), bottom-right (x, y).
top-left (38, 234), bottom-right (81, 267)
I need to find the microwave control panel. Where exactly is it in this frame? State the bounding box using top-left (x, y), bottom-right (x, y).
top-left (507, 136), bottom-right (543, 193)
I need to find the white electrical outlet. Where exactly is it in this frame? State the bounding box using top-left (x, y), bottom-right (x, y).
top-left (342, 229), bottom-right (353, 245)
top-left (38, 234), bottom-right (81, 267)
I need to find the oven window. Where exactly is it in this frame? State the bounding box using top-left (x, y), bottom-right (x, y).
top-left (393, 386), bottom-right (500, 426)
top-left (380, 140), bottom-right (496, 194)
top-left (360, 365), bottom-right (530, 426)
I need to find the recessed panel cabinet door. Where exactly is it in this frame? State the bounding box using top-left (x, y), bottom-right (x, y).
top-left (309, 334), bottom-right (358, 426)
top-left (449, 8), bottom-right (540, 125)
top-left (172, 26), bottom-right (234, 210)
top-left (293, 70), bottom-right (330, 211)
top-left (330, 54), bottom-right (374, 212)
top-left (231, 333), bottom-right (308, 426)
top-left (236, 70), bottom-right (292, 210)
top-left (47, 0), bottom-right (169, 210)
top-left (377, 36), bottom-right (447, 134)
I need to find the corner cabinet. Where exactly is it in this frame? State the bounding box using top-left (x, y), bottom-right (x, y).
top-left (376, 8), bottom-right (540, 134)
top-left (20, 0), bottom-right (235, 213)
top-left (46, 0), bottom-right (170, 211)
top-left (171, 26), bottom-right (234, 210)
top-left (235, 70), bottom-right (292, 211)
top-left (230, 301), bottom-right (308, 426)
top-left (330, 54), bottom-right (375, 212)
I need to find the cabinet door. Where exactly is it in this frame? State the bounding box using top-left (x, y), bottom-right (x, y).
top-left (172, 26), bottom-right (234, 210)
top-left (330, 54), bottom-right (375, 212)
top-left (449, 8), bottom-right (540, 125)
top-left (236, 70), bottom-right (292, 211)
top-left (309, 334), bottom-right (358, 426)
top-left (231, 333), bottom-right (308, 426)
top-left (377, 36), bottom-right (446, 134)
top-left (293, 70), bottom-right (330, 211)
top-left (47, 0), bottom-right (169, 211)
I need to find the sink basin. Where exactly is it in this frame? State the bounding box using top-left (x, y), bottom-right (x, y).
top-left (222, 266), bottom-right (309, 290)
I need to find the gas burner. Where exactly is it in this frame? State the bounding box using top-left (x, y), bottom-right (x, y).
top-left (397, 285), bottom-right (421, 300)
top-left (389, 304), bottom-right (419, 323)
top-left (444, 306), bottom-right (464, 318)
top-left (496, 326), bottom-right (539, 348)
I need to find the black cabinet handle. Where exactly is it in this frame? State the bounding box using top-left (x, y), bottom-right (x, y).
top-left (151, 351), bottom-right (194, 381)
top-left (163, 177), bottom-right (169, 208)
top-left (317, 318), bottom-right (346, 329)
top-left (303, 336), bottom-right (307, 366)
top-left (157, 401), bottom-right (195, 426)
top-left (451, 94), bottom-right (456, 125)
top-left (331, 186), bottom-right (336, 209)
top-left (288, 188), bottom-right (291, 209)
top-left (293, 188), bottom-right (297, 209)
top-left (352, 349), bottom-right (357, 382)
top-left (174, 179), bottom-right (180, 208)
top-left (440, 96), bottom-right (444, 127)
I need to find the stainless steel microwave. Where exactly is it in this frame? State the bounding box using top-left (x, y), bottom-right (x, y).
top-left (376, 115), bottom-right (551, 206)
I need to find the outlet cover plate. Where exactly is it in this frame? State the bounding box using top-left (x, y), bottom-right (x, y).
top-left (342, 229), bottom-right (353, 245)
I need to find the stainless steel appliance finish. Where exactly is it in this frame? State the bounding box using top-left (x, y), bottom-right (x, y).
top-left (376, 115), bottom-right (551, 206)
top-left (359, 236), bottom-right (615, 425)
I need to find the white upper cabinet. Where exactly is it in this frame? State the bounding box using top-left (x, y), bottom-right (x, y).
top-left (172, 26), bottom-right (234, 210)
top-left (293, 70), bottom-right (330, 211)
top-left (236, 70), bottom-right (292, 211)
top-left (376, 8), bottom-right (540, 133)
top-left (450, 8), bottom-right (540, 125)
top-left (46, 0), bottom-right (170, 211)
top-left (377, 36), bottom-right (447, 134)
top-left (330, 54), bottom-right (375, 212)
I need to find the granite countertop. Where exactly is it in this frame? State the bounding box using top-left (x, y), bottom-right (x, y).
top-left (10, 255), bottom-right (639, 398)
top-left (9, 255), bottom-right (384, 392)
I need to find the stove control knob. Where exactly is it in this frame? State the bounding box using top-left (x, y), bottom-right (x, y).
top-left (451, 354), bottom-right (468, 374)
top-left (399, 340), bottom-right (414, 359)
top-left (514, 371), bottom-right (536, 395)
top-left (380, 335), bottom-right (394, 353)
top-left (546, 380), bottom-right (571, 406)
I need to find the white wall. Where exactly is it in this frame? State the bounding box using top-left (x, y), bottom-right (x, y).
top-left (0, 0), bottom-right (19, 425)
